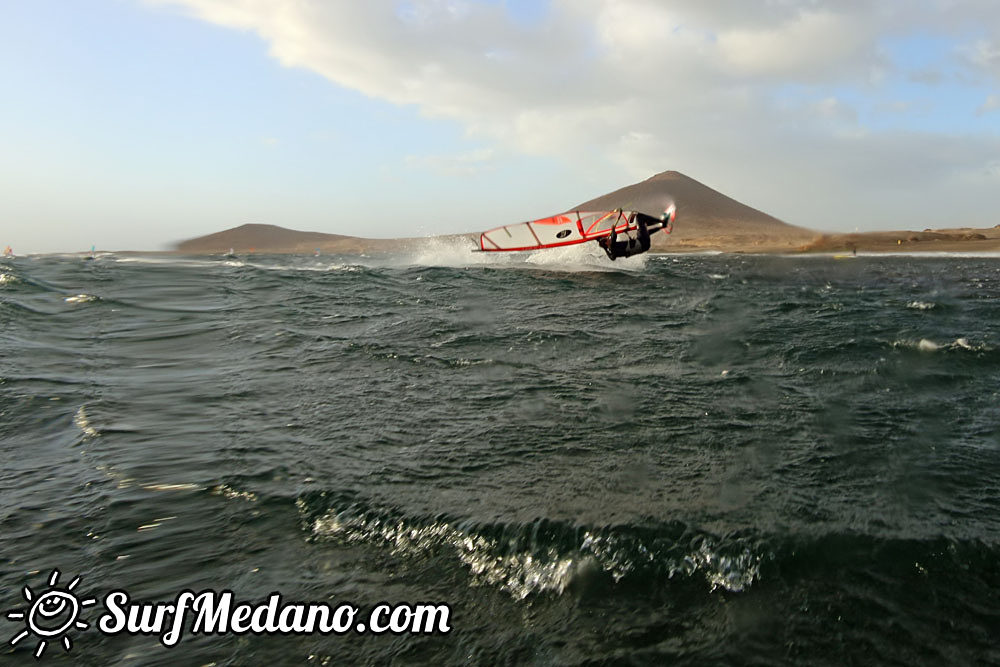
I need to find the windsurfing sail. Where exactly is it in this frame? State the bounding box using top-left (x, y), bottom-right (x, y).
top-left (478, 210), bottom-right (641, 252)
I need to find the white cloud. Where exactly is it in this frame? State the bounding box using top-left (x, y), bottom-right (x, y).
top-left (978, 94), bottom-right (1000, 115)
top-left (146, 0), bottom-right (1000, 229)
top-left (716, 9), bottom-right (876, 81)
top-left (965, 38), bottom-right (1000, 78)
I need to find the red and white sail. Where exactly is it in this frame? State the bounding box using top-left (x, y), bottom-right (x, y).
top-left (478, 210), bottom-right (640, 252)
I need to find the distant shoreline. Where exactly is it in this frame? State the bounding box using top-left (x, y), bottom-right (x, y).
top-left (158, 171), bottom-right (999, 258)
top-left (11, 170), bottom-right (997, 257)
top-left (14, 225), bottom-right (1000, 259)
top-left (166, 224), bottom-right (1000, 256)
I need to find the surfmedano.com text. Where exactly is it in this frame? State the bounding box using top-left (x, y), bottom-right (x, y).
top-left (99, 590), bottom-right (452, 647)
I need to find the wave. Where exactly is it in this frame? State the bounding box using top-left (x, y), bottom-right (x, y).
top-left (890, 337), bottom-right (990, 353)
top-left (293, 485), bottom-right (1000, 582)
top-left (114, 254), bottom-right (372, 274)
top-left (63, 293), bottom-right (99, 304)
top-left (396, 236), bottom-right (647, 273)
top-left (298, 494), bottom-right (764, 599)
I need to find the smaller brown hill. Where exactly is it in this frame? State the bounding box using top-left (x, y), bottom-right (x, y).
top-left (572, 171), bottom-right (820, 251)
top-left (175, 223), bottom-right (406, 254)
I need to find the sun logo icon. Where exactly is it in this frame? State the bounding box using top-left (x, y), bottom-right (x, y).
top-left (6, 569), bottom-right (97, 659)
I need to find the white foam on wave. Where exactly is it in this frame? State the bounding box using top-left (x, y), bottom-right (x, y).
top-left (892, 337), bottom-right (987, 352)
top-left (308, 505), bottom-right (762, 599)
top-left (309, 508), bottom-right (576, 600)
top-left (114, 256), bottom-right (217, 268)
top-left (954, 337), bottom-right (980, 350)
top-left (245, 260), bottom-right (366, 273)
top-left (64, 294), bottom-right (97, 304)
top-left (526, 242), bottom-right (648, 272)
top-left (919, 339), bottom-right (940, 352)
top-left (400, 236), bottom-right (645, 272)
top-left (115, 254), bottom-right (369, 273)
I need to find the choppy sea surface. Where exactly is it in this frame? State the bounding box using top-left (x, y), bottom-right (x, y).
top-left (2, 244), bottom-right (1000, 665)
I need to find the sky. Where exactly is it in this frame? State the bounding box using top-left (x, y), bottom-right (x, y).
top-left (2, 0), bottom-right (999, 254)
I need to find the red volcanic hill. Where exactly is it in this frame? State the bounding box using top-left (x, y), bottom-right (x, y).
top-left (571, 170), bottom-right (820, 251)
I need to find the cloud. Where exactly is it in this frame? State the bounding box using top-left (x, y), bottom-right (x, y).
top-left (146, 0), bottom-right (1000, 229)
top-left (715, 9), bottom-right (878, 81)
top-left (964, 38), bottom-right (1000, 79)
top-left (978, 94), bottom-right (1000, 115)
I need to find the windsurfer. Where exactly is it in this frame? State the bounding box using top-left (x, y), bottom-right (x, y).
top-left (599, 212), bottom-right (666, 261)
top-left (477, 204), bottom-right (673, 256)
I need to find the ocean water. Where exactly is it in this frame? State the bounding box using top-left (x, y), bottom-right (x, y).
top-left (2, 245), bottom-right (1000, 665)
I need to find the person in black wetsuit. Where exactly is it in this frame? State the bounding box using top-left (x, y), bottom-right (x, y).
top-left (598, 211), bottom-right (666, 261)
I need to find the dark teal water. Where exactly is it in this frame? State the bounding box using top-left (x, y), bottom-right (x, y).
top-left (2, 247), bottom-right (1000, 665)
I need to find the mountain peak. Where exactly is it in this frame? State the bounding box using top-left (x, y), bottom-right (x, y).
top-left (571, 170), bottom-right (818, 250)
top-left (645, 170), bottom-right (687, 181)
